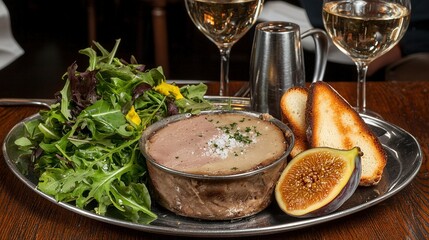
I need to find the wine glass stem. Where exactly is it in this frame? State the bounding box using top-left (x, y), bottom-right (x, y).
top-left (355, 61), bottom-right (369, 113)
top-left (219, 47), bottom-right (231, 96)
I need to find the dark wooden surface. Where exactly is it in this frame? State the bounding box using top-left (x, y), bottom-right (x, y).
top-left (1, 81), bottom-right (428, 239)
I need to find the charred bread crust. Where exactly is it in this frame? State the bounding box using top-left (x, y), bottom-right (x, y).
top-left (280, 86), bottom-right (310, 157)
top-left (306, 81), bottom-right (387, 186)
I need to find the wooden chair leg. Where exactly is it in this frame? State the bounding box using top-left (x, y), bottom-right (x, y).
top-left (151, 2), bottom-right (170, 77)
top-left (88, 0), bottom-right (171, 76)
top-left (87, 0), bottom-right (96, 45)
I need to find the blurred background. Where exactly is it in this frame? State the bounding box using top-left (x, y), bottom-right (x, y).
top-left (0, 0), bottom-right (355, 98)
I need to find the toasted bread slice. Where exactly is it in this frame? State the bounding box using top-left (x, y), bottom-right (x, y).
top-left (306, 81), bottom-right (387, 186)
top-left (280, 87), bottom-right (309, 157)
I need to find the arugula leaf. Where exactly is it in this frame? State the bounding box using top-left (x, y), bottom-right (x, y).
top-left (180, 83), bottom-right (208, 100)
top-left (15, 137), bottom-right (32, 147)
top-left (78, 47), bottom-right (98, 71)
top-left (78, 99), bottom-right (128, 139)
top-left (59, 78), bottom-right (72, 120)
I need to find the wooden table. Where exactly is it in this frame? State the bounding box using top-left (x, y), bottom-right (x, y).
top-left (1, 81), bottom-right (428, 239)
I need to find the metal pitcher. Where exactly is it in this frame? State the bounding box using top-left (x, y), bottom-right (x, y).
top-left (249, 21), bottom-right (328, 119)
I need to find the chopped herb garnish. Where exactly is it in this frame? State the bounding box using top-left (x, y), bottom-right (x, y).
top-left (231, 131), bottom-right (252, 144)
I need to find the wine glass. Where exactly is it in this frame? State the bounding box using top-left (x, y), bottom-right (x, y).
top-left (185, 0), bottom-right (264, 96)
top-left (322, 0), bottom-right (410, 117)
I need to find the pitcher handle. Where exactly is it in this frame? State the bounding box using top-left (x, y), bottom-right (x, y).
top-left (301, 29), bottom-right (329, 83)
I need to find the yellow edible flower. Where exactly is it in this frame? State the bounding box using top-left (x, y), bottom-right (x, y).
top-left (154, 82), bottom-right (184, 100)
top-left (126, 106), bottom-right (141, 126)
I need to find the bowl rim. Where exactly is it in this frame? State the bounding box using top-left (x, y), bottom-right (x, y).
top-left (139, 110), bottom-right (295, 180)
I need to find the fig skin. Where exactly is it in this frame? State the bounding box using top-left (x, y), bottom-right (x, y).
top-left (275, 147), bottom-right (362, 218)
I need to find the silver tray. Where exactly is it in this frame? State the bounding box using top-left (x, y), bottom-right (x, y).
top-left (2, 97), bottom-right (423, 237)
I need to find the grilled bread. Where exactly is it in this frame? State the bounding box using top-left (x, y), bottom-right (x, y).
top-left (280, 86), bottom-right (309, 157)
top-left (306, 81), bottom-right (387, 186)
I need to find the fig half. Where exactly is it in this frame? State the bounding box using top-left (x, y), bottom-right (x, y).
top-left (275, 147), bottom-right (362, 218)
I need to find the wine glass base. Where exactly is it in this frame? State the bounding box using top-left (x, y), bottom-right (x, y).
top-left (353, 107), bottom-right (384, 119)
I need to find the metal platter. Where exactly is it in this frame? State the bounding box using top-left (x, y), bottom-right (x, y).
top-left (2, 96), bottom-right (423, 237)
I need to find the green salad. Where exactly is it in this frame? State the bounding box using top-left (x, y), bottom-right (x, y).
top-left (14, 39), bottom-right (213, 224)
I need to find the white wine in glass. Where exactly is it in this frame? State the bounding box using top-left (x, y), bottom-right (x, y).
top-left (322, 0), bottom-right (410, 117)
top-left (185, 0), bottom-right (264, 96)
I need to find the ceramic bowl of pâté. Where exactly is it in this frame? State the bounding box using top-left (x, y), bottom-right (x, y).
top-left (139, 110), bottom-right (294, 220)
